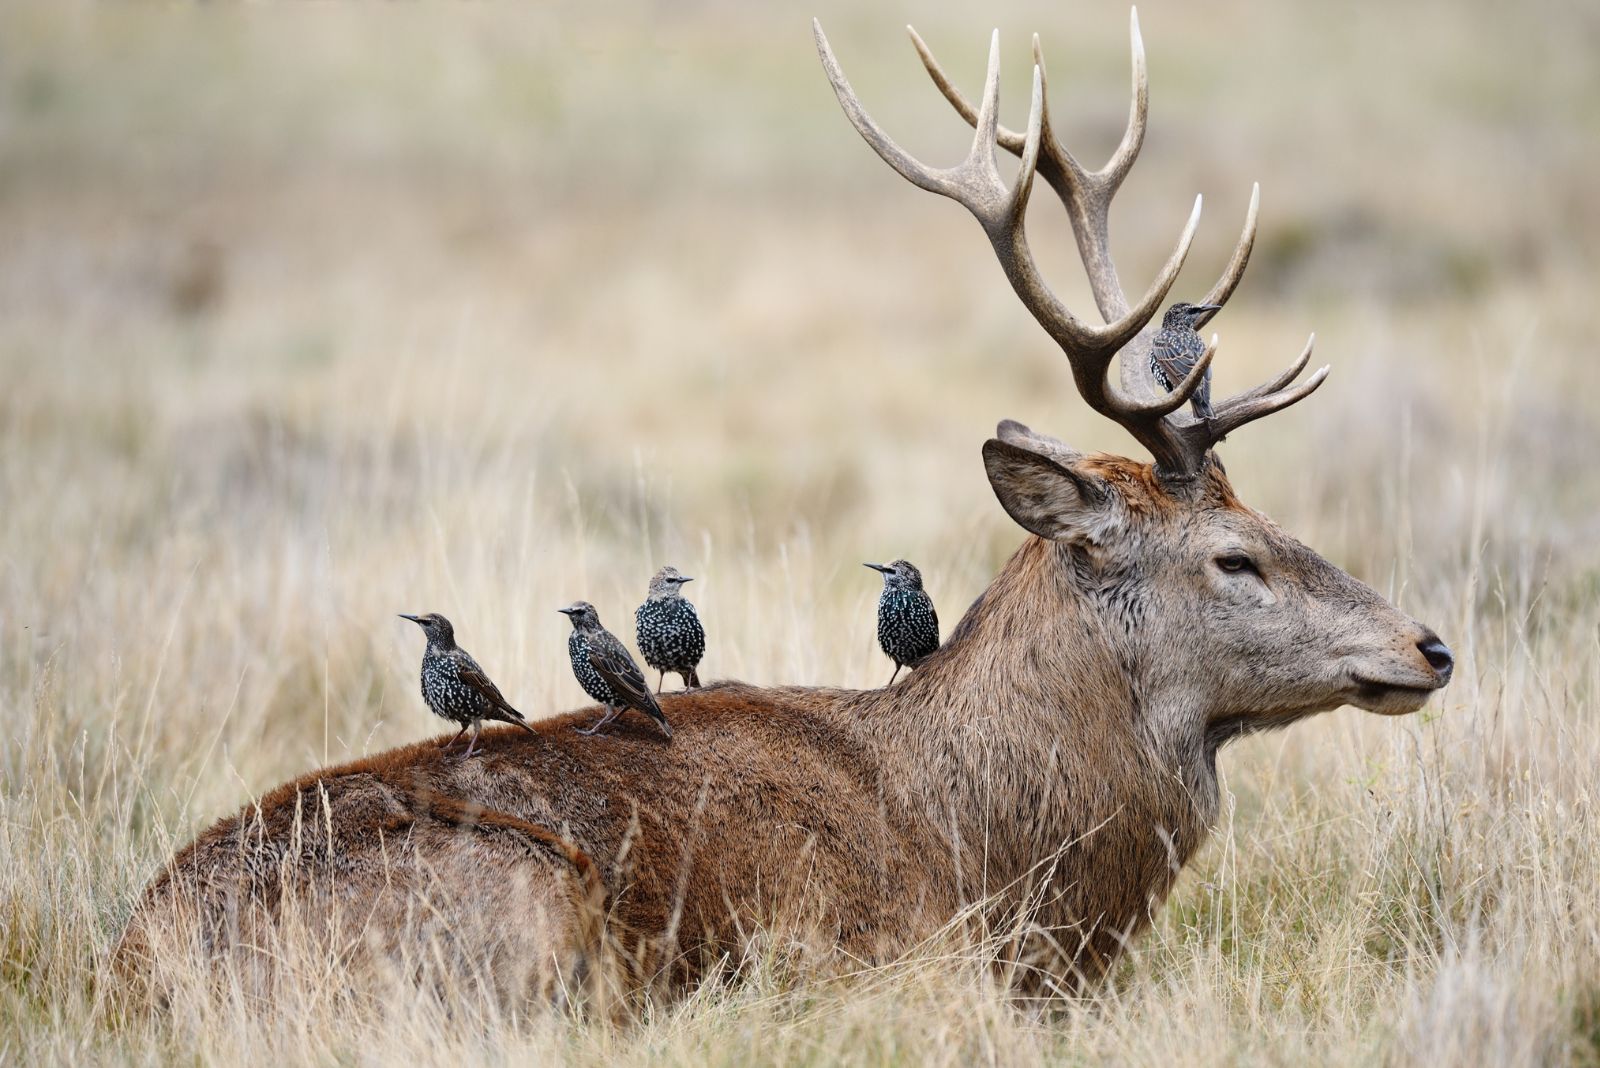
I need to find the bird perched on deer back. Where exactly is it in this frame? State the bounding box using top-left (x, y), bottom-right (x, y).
top-left (635, 566), bottom-right (705, 693)
top-left (864, 560), bottom-right (940, 686)
top-left (1150, 301), bottom-right (1221, 420)
top-left (399, 612), bottom-right (539, 759)
top-left (559, 601), bottom-right (674, 739)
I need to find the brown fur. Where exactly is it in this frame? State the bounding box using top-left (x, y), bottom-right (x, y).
top-left (116, 446), bottom-right (1450, 1006)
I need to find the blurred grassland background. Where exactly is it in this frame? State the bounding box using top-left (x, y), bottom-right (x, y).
top-left (2, 0), bottom-right (1599, 1064)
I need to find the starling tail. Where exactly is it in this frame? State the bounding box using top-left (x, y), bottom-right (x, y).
top-left (865, 560), bottom-right (940, 686)
top-left (400, 612), bottom-right (539, 759)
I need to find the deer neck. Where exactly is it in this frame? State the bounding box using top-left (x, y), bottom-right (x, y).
top-left (855, 536), bottom-right (1219, 901)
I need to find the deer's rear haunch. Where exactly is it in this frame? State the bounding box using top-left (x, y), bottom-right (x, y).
top-left (116, 12), bottom-right (1452, 1004)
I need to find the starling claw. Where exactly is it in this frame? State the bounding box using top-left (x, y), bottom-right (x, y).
top-left (575, 704), bottom-right (623, 737)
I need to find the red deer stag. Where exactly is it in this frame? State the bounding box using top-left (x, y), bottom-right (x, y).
top-left (116, 13), bottom-right (1453, 1006)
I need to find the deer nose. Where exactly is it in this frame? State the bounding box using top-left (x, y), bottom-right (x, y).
top-left (1417, 633), bottom-right (1454, 682)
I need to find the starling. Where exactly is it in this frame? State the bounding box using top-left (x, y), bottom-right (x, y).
top-left (634, 566), bottom-right (706, 693)
top-left (864, 559), bottom-right (940, 686)
top-left (399, 612), bottom-right (539, 759)
top-left (558, 601), bottom-right (674, 740)
top-left (1149, 302), bottom-right (1222, 420)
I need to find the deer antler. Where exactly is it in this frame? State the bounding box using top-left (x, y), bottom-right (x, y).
top-left (814, 12), bottom-right (1328, 484)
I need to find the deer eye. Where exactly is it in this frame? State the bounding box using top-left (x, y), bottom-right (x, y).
top-left (1215, 553), bottom-right (1259, 576)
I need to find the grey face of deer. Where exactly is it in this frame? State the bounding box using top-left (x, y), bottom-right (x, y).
top-left (983, 431), bottom-right (1453, 745)
top-left (399, 612), bottom-right (456, 649)
top-left (864, 560), bottom-right (924, 592)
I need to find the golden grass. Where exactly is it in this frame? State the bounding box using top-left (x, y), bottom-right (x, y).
top-left (2, 1), bottom-right (1598, 1063)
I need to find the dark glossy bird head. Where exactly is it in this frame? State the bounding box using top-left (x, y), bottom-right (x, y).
top-left (1161, 301), bottom-right (1222, 329)
top-left (864, 559), bottom-right (924, 591)
top-left (558, 601), bottom-right (602, 630)
top-left (646, 566), bottom-right (694, 602)
top-left (399, 612), bottom-right (455, 648)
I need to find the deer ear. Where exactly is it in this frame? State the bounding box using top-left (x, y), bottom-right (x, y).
top-left (982, 438), bottom-right (1120, 545)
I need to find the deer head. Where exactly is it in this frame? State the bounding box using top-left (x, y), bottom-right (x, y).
top-left (815, 13), bottom-right (1453, 743)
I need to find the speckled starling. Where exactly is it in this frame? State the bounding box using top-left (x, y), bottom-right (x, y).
top-left (558, 601), bottom-right (674, 740)
top-left (864, 559), bottom-right (940, 686)
top-left (400, 612), bottom-right (538, 759)
top-left (1150, 302), bottom-right (1221, 420)
top-left (635, 566), bottom-right (705, 693)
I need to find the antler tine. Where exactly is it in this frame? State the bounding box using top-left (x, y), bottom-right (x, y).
top-left (1205, 363), bottom-right (1331, 441)
top-left (968, 31), bottom-right (1004, 170)
top-left (1103, 7), bottom-right (1149, 188)
top-left (814, 21), bottom-right (970, 198)
top-left (1220, 333), bottom-right (1316, 406)
top-left (910, 20), bottom-right (1134, 189)
top-left (909, 26), bottom-right (1031, 157)
top-left (1110, 195), bottom-right (1200, 346)
top-left (816, 22), bottom-right (1004, 206)
top-left (1195, 183), bottom-right (1260, 329)
top-left (1007, 64), bottom-right (1047, 227)
top-left (1163, 336), bottom-right (1327, 466)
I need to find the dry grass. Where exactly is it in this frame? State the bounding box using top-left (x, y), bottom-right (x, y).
top-left (2, 0), bottom-right (1598, 1063)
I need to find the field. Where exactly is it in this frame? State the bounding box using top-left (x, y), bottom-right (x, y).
top-left (3, 0), bottom-right (1598, 1063)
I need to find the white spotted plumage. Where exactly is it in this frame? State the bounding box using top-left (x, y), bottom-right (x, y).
top-left (866, 559), bottom-right (940, 685)
top-left (634, 566), bottom-right (705, 690)
top-left (567, 630), bottom-right (617, 706)
top-left (636, 599), bottom-right (705, 685)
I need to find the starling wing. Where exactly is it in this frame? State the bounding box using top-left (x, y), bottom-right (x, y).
top-left (455, 654), bottom-right (538, 735)
top-left (1151, 328), bottom-right (1214, 421)
top-left (588, 635), bottom-right (673, 738)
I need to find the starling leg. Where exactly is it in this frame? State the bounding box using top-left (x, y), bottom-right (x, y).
top-left (438, 725), bottom-right (467, 751)
top-left (656, 671), bottom-right (665, 695)
top-left (457, 721), bottom-right (482, 760)
top-left (574, 704), bottom-right (622, 736)
top-left (685, 668), bottom-right (700, 689)
top-left (887, 664), bottom-right (902, 686)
